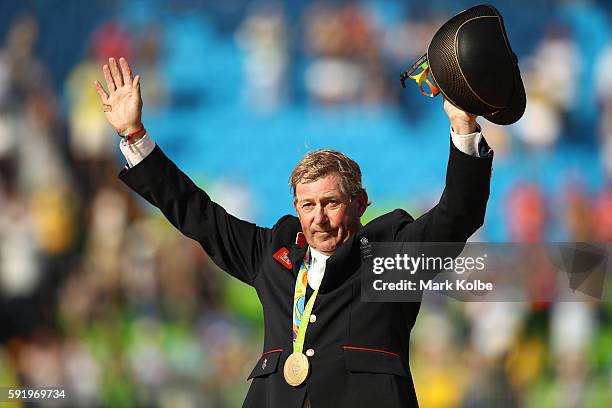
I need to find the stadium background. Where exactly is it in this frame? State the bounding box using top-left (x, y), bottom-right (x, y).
top-left (0, 0), bottom-right (611, 406)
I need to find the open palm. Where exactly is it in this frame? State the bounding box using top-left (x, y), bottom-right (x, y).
top-left (94, 57), bottom-right (142, 135)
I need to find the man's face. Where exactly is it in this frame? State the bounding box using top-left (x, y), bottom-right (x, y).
top-left (294, 173), bottom-right (367, 256)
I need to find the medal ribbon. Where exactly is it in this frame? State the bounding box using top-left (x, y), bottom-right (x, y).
top-left (292, 249), bottom-right (320, 354)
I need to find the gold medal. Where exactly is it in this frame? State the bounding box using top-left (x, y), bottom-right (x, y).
top-left (283, 352), bottom-right (310, 386)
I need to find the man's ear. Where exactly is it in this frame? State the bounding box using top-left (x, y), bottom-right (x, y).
top-left (355, 191), bottom-right (368, 217)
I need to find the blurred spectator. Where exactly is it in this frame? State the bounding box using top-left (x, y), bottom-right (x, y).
top-left (0, 14), bottom-right (51, 112)
top-left (592, 188), bottom-right (612, 241)
top-left (507, 183), bottom-right (548, 242)
top-left (515, 95), bottom-right (562, 149)
top-left (595, 46), bottom-right (612, 109)
top-left (564, 183), bottom-right (594, 241)
top-left (529, 24), bottom-right (580, 118)
top-left (411, 309), bottom-right (465, 408)
top-left (236, 1), bottom-right (289, 113)
top-left (0, 190), bottom-right (39, 298)
top-left (460, 302), bottom-right (524, 407)
top-left (597, 104), bottom-right (612, 180)
top-left (0, 14), bottom-right (55, 193)
top-left (303, 2), bottom-right (387, 105)
top-left (548, 301), bottom-right (595, 408)
top-left (134, 25), bottom-right (168, 112)
top-left (517, 23), bottom-right (580, 149)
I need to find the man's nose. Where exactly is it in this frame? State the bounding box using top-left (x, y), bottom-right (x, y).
top-left (313, 204), bottom-right (328, 225)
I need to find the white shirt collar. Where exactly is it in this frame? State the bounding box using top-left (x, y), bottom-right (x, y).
top-left (308, 248), bottom-right (330, 290)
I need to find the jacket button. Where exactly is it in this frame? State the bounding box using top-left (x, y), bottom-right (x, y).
top-left (306, 348), bottom-right (315, 357)
top-left (309, 314), bottom-right (317, 323)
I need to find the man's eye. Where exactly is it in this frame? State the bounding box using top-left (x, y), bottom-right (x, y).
top-left (302, 203), bottom-right (314, 209)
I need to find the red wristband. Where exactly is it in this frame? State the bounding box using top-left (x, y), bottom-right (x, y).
top-left (121, 125), bottom-right (145, 145)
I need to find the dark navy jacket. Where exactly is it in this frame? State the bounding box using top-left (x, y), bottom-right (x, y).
top-left (119, 138), bottom-right (493, 408)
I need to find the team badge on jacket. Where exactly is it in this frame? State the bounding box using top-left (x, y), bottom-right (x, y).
top-left (360, 235), bottom-right (372, 258)
top-left (273, 247), bottom-right (292, 269)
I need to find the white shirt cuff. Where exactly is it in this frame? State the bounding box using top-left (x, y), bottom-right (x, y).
top-left (450, 125), bottom-right (483, 157)
top-left (119, 133), bottom-right (156, 168)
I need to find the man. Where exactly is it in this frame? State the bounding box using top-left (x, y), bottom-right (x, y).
top-left (95, 57), bottom-right (492, 407)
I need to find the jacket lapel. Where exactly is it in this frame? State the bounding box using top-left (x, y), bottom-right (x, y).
top-left (288, 243), bottom-right (308, 279)
top-left (319, 235), bottom-right (360, 294)
top-left (284, 231), bottom-right (362, 292)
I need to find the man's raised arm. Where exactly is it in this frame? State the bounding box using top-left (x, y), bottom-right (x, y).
top-left (94, 57), bottom-right (272, 285)
top-left (394, 99), bottom-right (494, 243)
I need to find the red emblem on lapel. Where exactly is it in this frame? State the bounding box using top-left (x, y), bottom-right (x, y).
top-left (273, 247), bottom-right (292, 269)
top-left (296, 232), bottom-right (306, 248)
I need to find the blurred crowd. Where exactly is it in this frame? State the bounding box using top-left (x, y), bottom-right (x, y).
top-left (0, 13), bottom-right (253, 408)
top-left (0, 1), bottom-right (611, 407)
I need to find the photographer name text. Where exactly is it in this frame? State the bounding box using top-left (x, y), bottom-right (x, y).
top-left (373, 279), bottom-right (493, 292)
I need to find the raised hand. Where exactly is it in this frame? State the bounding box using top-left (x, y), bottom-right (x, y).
top-left (443, 98), bottom-right (478, 135)
top-left (94, 57), bottom-right (143, 137)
